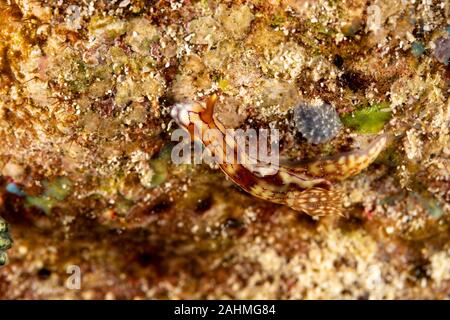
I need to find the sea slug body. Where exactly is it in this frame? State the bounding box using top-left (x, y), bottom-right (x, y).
top-left (171, 95), bottom-right (387, 217)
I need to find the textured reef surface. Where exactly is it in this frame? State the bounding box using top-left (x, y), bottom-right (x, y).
top-left (0, 0), bottom-right (449, 299)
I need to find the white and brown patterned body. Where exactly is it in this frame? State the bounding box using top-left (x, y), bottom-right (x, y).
top-left (171, 95), bottom-right (387, 217)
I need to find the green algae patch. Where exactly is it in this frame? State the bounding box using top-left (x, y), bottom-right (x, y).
top-left (114, 196), bottom-right (134, 216)
top-left (25, 196), bottom-right (56, 215)
top-left (45, 177), bottom-right (72, 201)
top-left (341, 103), bottom-right (391, 134)
top-left (26, 177), bottom-right (72, 214)
top-left (65, 59), bottom-right (93, 94)
top-left (423, 197), bottom-right (444, 218)
top-left (217, 78), bottom-right (229, 91)
top-left (149, 145), bottom-right (172, 187)
top-left (413, 192), bottom-right (444, 219)
top-left (270, 14), bottom-right (286, 28)
top-left (411, 41), bottom-right (425, 57)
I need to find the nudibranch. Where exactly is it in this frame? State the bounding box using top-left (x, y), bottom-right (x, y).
top-left (171, 95), bottom-right (387, 217)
